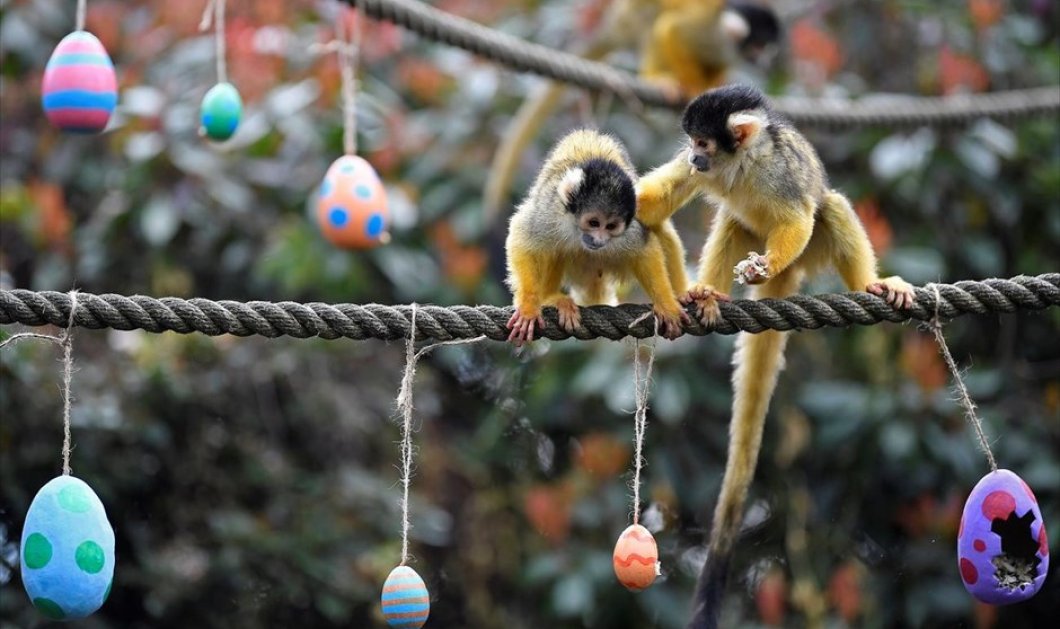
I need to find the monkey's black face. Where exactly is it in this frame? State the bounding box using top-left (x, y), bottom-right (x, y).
top-left (687, 136), bottom-right (718, 172)
top-left (682, 85), bottom-right (770, 170)
top-left (563, 157), bottom-right (636, 250)
top-left (577, 210), bottom-right (627, 250)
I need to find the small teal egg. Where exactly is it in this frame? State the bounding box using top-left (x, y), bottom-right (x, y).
top-left (21, 476), bottom-right (115, 620)
top-left (200, 82), bottom-right (242, 141)
top-left (381, 565), bottom-right (429, 628)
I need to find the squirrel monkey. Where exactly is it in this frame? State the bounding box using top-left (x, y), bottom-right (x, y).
top-left (483, 1), bottom-right (781, 229)
top-left (505, 129), bottom-right (690, 344)
top-left (642, 0), bottom-right (780, 98)
top-left (636, 85), bottom-right (915, 629)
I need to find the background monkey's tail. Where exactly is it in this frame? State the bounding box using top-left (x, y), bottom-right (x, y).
top-left (483, 81), bottom-right (569, 227)
top-left (688, 325), bottom-right (791, 629)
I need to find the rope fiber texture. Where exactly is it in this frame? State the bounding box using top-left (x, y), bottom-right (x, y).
top-left (343, 0), bottom-right (1060, 129)
top-left (2, 275), bottom-right (1056, 343)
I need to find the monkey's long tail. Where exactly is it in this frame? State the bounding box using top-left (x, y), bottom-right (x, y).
top-left (688, 326), bottom-right (791, 629)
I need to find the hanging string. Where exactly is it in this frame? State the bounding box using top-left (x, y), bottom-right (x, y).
top-left (0, 290), bottom-right (79, 476)
top-left (310, 9), bottom-right (363, 155)
top-left (337, 10), bottom-right (361, 156)
top-left (928, 284), bottom-right (998, 472)
top-left (629, 319), bottom-right (659, 525)
top-left (76, 0), bottom-right (87, 31)
top-left (394, 304), bottom-right (485, 564)
top-left (199, 0), bottom-right (228, 84)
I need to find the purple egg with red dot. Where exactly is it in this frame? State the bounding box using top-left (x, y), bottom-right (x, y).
top-left (957, 469), bottom-right (1048, 605)
top-left (315, 155), bottom-right (389, 249)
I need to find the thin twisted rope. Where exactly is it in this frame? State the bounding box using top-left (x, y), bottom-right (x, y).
top-left (342, 0), bottom-right (1060, 129)
top-left (76, 0), bottom-right (87, 31)
top-left (199, 0), bottom-right (228, 84)
top-left (927, 284), bottom-right (998, 472)
top-left (0, 290), bottom-right (79, 475)
top-left (394, 304), bottom-right (485, 564)
top-left (630, 321), bottom-right (658, 526)
top-left (0, 275), bottom-right (1057, 342)
top-left (59, 291), bottom-right (77, 476)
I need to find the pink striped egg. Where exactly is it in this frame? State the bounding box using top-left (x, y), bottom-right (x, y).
top-left (42, 31), bottom-right (117, 133)
top-left (380, 565), bottom-right (429, 628)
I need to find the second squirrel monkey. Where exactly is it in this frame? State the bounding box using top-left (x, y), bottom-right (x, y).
top-left (505, 129), bottom-right (689, 344)
top-left (636, 85), bottom-right (915, 629)
top-left (482, 0), bottom-right (782, 230)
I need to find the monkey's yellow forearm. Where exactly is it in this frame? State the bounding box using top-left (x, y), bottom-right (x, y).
top-left (631, 241), bottom-right (683, 317)
top-left (653, 221), bottom-right (689, 294)
top-left (636, 156), bottom-right (702, 228)
top-left (508, 246), bottom-right (564, 317)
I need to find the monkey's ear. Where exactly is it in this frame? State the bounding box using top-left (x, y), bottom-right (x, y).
top-left (728, 112), bottom-right (765, 148)
top-left (721, 10), bottom-right (750, 43)
top-left (557, 167), bottom-right (585, 207)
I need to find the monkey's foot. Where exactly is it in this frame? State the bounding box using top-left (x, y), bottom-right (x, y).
top-left (653, 305), bottom-right (690, 340)
top-left (680, 284), bottom-right (731, 326)
top-left (506, 308), bottom-right (545, 346)
top-left (554, 296), bottom-right (581, 333)
top-left (733, 252), bottom-right (770, 285)
top-left (867, 276), bottom-right (916, 309)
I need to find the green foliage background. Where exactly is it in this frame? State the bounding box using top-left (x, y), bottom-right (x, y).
top-left (1, 1), bottom-right (1058, 627)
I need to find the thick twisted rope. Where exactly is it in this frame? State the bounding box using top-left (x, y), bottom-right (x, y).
top-left (343, 0), bottom-right (1060, 129)
top-left (1, 275), bottom-right (1056, 342)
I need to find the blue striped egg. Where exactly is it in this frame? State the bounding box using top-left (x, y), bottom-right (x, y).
top-left (21, 476), bottom-right (115, 620)
top-left (41, 31), bottom-right (117, 133)
top-left (381, 565), bottom-right (430, 628)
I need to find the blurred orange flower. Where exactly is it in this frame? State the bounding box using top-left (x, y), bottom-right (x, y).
top-left (755, 567), bottom-right (787, 625)
top-left (900, 332), bottom-right (948, 393)
top-left (855, 197), bottom-right (893, 256)
top-left (827, 560), bottom-right (864, 622)
top-left (939, 46), bottom-right (990, 95)
top-left (968, 0), bottom-right (1005, 31)
top-left (575, 432), bottom-right (630, 480)
top-left (790, 20), bottom-right (843, 87)
top-left (524, 482), bottom-right (574, 544)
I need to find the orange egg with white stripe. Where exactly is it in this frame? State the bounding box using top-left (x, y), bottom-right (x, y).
top-left (380, 565), bottom-right (430, 628)
top-left (612, 524), bottom-right (660, 591)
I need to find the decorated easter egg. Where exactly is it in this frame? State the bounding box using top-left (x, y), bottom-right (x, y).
top-left (957, 469), bottom-right (1048, 605)
top-left (316, 155), bottom-right (390, 249)
top-left (613, 524), bottom-right (660, 591)
top-left (21, 476), bottom-right (115, 620)
top-left (41, 31), bottom-right (118, 133)
top-left (381, 565), bottom-right (430, 628)
top-left (200, 82), bottom-right (243, 141)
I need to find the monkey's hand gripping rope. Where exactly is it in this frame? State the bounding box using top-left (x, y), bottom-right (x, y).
top-left (1, 275), bottom-right (1056, 343)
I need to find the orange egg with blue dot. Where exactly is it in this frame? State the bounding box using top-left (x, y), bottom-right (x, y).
top-left (316, 155), bottom-right (390, 249)
top-left (613, 524), bottom-right (660, 591)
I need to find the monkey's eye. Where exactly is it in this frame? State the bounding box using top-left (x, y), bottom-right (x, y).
top-left (694, 138), bottom-right (708, 148)
top-left (588, 219), bottom-right (600, 228)
top-left (605, 223), bottom-right (617, 231)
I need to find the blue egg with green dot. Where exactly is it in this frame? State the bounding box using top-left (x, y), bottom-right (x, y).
top-left (21, 476), bottom-right (115, 620)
